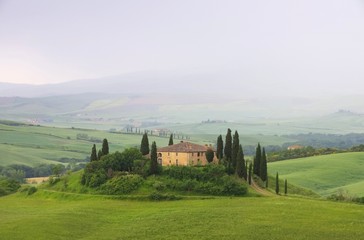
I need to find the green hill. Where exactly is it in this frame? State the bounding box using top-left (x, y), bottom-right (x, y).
top-left (0, 122), bottom-right (170, 167)
top-left (268, 152), bottom-right (364, 197)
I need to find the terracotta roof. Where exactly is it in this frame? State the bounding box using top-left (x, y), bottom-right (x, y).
top-left (158, 141), bottom-right (214, 153)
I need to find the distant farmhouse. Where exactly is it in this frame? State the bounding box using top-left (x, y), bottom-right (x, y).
top-left (157, 141), bottom-right (217, 166)
top-left (287, 145), bottom-right (304, 150)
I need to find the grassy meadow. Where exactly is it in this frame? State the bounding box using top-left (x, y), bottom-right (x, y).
top-left (1, 190), bottom-right (364, 240)
top-left (269, 152), bottom-right (364, 197)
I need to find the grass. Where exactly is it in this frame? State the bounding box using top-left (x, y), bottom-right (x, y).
top-left (0, 190), bottom-right (364, 240)
top-left (0, 123), bottom-right (172, 166)
top-left (268, 152), bottom-right (364, 197)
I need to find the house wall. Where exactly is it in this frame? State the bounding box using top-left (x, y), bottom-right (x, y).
top-left (157, 151), bottom-right (217, 166)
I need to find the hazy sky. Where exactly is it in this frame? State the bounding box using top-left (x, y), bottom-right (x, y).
top-left (0, 0), bottom-right (364, 96)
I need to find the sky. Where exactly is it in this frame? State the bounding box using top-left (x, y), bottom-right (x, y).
top-left (0, 0), bottom-right (364, 96)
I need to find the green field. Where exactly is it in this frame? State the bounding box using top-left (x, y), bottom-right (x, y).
top-left (0, 190), bottom-right (363, 240)
top-left (0, 123), bottom-right (172, 166)
top-left (0, 121), bottom-right (294, 167)
top-left (269, 152), bottom-right (364, 197)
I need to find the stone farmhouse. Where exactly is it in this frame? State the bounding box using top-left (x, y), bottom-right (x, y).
top-left (157, 141), bottom-right (217, 166)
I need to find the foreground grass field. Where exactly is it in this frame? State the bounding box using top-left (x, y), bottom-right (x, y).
top-left (0, 191), bottom-right (363, 240)
top-left (269, 152), bottom-right (364, 197)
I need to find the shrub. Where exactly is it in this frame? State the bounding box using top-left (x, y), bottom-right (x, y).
top-left (27, 186), bottom-right (37, 195)
top-left (48, 176), bottom-right (60, 186)
top-left (221, 176), bottom-right (247, 196)
top-left (99, 174), bottom-right (144, 195)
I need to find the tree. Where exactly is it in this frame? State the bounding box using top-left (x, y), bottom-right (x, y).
top-left (260, 147), bottom-right (267, 182)
top-left (235, 145), bottom-right (246, 180)
top-left (205, 148), bottom-right (214, 163)
top-left (169, 134), bottom-right (174, 146)
top-left (253, 143), bottom-right (261, 176)
top-left (232, 130), bottom-right (239, 170)
top-left (224, 128), bottom-right (232, 169)
top-left (98, 150), bottom-right (103, 160)
top-left (149, 141), bottom-right (159, 175)
top-left (102, 138), bottom-right (109, 156)
top-left (284, 179), bottom-right (288, 195)
top-left (216, 135), bottom-right (224, 162)
top-left (248, 162), bottom-right (252, 185)
top-left (275, 172), bottom-right (280, 194)
top-left (140, 133), bottom-right (150, 156)
top-left (52, 164), bottom-right (64, 177)
top-left (90, 144), bottom-right (98, 162)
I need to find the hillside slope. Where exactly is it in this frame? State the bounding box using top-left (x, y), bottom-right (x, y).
top-left (268, 152), bottom-right (364, 196)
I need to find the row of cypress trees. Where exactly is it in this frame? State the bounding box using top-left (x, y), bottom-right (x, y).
top-left (90, 138), bottom-right (110, 161)
top-left (216, 129), bottom-right (247, 180)
top-left (216, 129), bottom-right (268, 184)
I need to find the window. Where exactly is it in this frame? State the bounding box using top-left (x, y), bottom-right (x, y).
top-left (158, 159), bottom-right (162, 165)
top-left (191, 160), bottom-right (194, 166)
top-left (176, 159), bottom-right (178, 166)
top-left (197, 152), bottom-right (200, 157)
top-left (192, 153), bottom-right (194, 156)
top-left (158, 153), bottom-right (162, 158)
top-left (168, 152), bottom-right (170, 156)
top-left (176, 152), bottom-right (178, 156)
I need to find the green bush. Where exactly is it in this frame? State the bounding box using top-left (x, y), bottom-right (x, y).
top-left (99, 174), bottom-right (144, 195)
top-left (161, 174), bottom-right (247, 196)
top-left (27, 186), bottom-right (37, 195)
top-left (48, 176), bottom-right (61, 186)
top-left (0, 177), bottom-right (21, 196)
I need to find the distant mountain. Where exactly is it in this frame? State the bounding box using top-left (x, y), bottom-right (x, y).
top-left (2, 71), bottom-right (364, 131)
top-left (0, 71), bottom-right (242, 97)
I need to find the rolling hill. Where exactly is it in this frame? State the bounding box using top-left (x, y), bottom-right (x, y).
top-left (268, 152), bottom-right (364, 197)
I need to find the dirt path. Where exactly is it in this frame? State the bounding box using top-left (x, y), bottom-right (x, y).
top-left (250, 180), bottom-right (274, 196)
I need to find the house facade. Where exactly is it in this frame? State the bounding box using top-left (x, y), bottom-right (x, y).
top-left (157, 141), bottom-right (217, 166)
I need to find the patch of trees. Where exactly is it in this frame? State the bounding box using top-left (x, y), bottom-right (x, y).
top-left (80, 132), bottom-right (248, 197)
top-left (282, 133), bottom-right (364, 149)
top-left (268, 144), bottom-right (364, 162)
top-left (76, 133), bottom-right (102, 143)
top-left (0, 163), bottom-right (85, 181)
top-left (0, 176), bottom-right (21, 197)
top-left (157, 165), bottom-right (247, 196)
top-left (81, 148), bottom-right (148, 188)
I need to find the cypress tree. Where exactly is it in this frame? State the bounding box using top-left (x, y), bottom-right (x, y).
top-left (205, 148), bottom-right (214, 163)
top-left (90, 144), bottom-right (97, 162)
top-left (168, 134), bottom-right (174, 145)
top-left (253, 143), bottom-right (261, 176)
top-left (235, 144), bottom-right (247, 180)
top-left (224, 128), bottom-right (232, 169)
top-left (248, 162), bottom-right (252, 185)
top-left (275, 172), bottom-right (280, 194)
top-left (232, 130), bottom-right (239, 170)
top-left (260, 147), bottom-right (267, 182)
top-left (98, 149), bottom-right (103, 160)
top-left (284, 179), bottom-right (288, 195)
top-left (102, 138), bottom-right (109, 156)
top-left (149, 141), bottom-right (158, 175)
top-left (216, 135), bottom-right (224, 162)
top-left (140, 133), bottom-right (150, 155)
